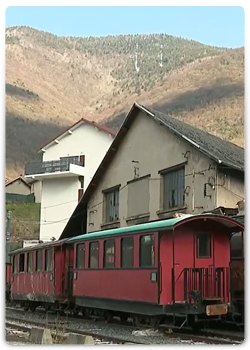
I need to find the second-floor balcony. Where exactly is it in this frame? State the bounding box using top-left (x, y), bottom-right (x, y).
top-left (25, 156), bottom-right (85, 180)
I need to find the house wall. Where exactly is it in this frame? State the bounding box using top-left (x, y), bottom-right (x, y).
top-left (39, 178), bottom-right (80, 241)
top-left (42, 123), bottom-right (113, 190)
top-left (87, 111), bottom-right (219, 233)
top-left (5, 180), bottom-right (31, 196)
top-left (216, 169), bottom-right (244, 208)
top-left (39, 123), bottom-right (114, 240)
top-left (30, 181), bottom-right (42, 203)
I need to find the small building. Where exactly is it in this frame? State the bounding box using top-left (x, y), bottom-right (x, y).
top-left (60, 103), bottom-right (244, 239)
top-left (5, 176), bottom-right (31, 196)
top-left (26, 178), bottom-right (42, 203)
top-left (24, 118), bottom-right (116, 241)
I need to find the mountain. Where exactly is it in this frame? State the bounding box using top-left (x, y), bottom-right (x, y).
top-left (5, 26), bottom-right (244, 178)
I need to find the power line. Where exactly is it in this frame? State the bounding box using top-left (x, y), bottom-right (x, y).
top-left (11, 214), bottom-right (35, 237)
top-left (41, 199), bottom-right (78, 209)
top-left (9, 167), bottom-right (244, 226)
top-left (37, 167), bottom-right (214, 210)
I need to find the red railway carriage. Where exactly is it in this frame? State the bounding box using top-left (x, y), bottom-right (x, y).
top-left (9, 214), bottom-right (244, 329)
top-left (9, 239), bottom-right (71, 310)
top-left (67, 214), bottom-right (243, 328)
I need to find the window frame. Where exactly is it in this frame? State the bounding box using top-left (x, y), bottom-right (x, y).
top-left (12, 255), bottom-right (17, 274)
top-left (89, 241), bottom-right (99, 269)
top-left (103, 239), bottom-right (115, 268)
top-left (45, 249), bottom-right (52, 272)
top-left (27, 252), bottom-right (33, 273)
top-left (19, 253), bottom-right (25, 273)
top-left (196, 233), bottom-right (211, 258)
top-left (161, 165), bottom-right (185, 211)
top-left (139, 234), bottom-right (155, 268)
top-left (121, 236), bottom-right (134, 268)
top-left (103, 186), bottom-right (120, 223)
top-left (230, 231), bottom-right (244, 260)
top-left (35, 250), bottom-right (42, 272)
top-left (76, 243), bottom-right (85, 269)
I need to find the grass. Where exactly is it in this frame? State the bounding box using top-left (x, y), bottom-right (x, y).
top-left (5, 201), bottom-right (41, 243)
top-left (6, 201), bottom-right (41, 222)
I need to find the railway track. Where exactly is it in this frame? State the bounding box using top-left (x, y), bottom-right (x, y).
top-left (6, 307), bottom-right (244, 345)
top-left (5, 318), bottom-right (142, 345)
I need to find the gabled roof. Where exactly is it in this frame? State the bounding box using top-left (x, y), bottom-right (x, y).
top-left (38, 117), bottom-right (116, 152)
top-left (5, 176), bottom-right (31, 188)
top-left (144, 105), bottom-right (244, 172)
top-left (59, 103), bottom-right (244, 239)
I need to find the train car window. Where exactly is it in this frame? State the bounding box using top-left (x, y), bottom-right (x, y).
top-left (140, 235), bottom-right (154, 267)
top-left (89, 242), bottom-right (99, 269)
top-left (36, 250), bottom-right (42, 272)
top-left (104, 240), bottom-right (115, 268)
top-left (197, 233), bottom-right (211, 258)
top-left (76, 244), bottom-right (85, 269)
top-left (121, 237), bottom-right (134, 268)
top-left (19, 253), bottom-right (25, 272)
top-left (45, 249), bottom-right (52, 271)
top-left (27, 252), bottom-right (33, 273)
top-left (230, 232), bottom-right (243, 259)
top-left (12, 255), bottom-right (17, 273)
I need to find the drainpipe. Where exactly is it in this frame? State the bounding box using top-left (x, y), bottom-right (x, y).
top-left (192, 168), bottom-right (195, 212)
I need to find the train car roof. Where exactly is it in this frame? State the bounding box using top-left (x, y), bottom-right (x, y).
top-left (68, 213), bottom-right (244, 243)
top-left (9, 214), bottom-right (244, 256)
top-left (9, 238), bottom-right (70, 255)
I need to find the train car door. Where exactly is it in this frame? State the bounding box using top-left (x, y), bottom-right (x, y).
top-left (194, 232), bottom-right (214, 268)
top-left (65, 245), bottom-right (74, 296)
top-left (194, 232), bottom-right (218, 299)
top-left (172, 229), bottom-right (194, 302)
top-left (54, 246), bottom-right (64, 297)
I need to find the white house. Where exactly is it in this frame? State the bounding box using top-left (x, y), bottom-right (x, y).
top-left (25, 118), bottom-right (116, 241)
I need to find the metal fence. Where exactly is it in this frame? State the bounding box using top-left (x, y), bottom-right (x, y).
top-left (25, 157), bottom-right (82, 175)
top-left (6, 193), bottom-right (35, 203)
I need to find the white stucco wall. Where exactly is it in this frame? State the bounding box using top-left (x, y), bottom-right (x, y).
top-left (39, 122), bottom-right (114, 241)
top-left (42, 123), bottom-right (113, 189)
top-left (39, 178), bottom-right (80, 241)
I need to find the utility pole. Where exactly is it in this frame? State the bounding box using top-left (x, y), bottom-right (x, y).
top-left (6, 210), bottom-right (12, 263)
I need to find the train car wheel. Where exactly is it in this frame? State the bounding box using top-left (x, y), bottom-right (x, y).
top-left (103, 311), bottom-right (113, 323)
top-left (120, 314), bottom-right (128, 323)
top-left (29, 304), bottom-right (36, 312)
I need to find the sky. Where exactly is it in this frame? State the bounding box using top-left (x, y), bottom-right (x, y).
top-left (5, 6), bottom-right (245, 49)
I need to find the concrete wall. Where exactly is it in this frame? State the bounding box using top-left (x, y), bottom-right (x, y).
top-left (87, 111), bottom-right (220, 233)
top-left (5, 179), bottom-right (31, 195)
top-left (216, 169), bottom-right (244, 208)
top-left (30, 181), bottom-right (42, 203)
top-left (39, 177), bottom-right (80, 241)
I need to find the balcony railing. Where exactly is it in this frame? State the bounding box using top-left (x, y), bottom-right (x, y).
top-left (25, 157), bottom-right (83, 176)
